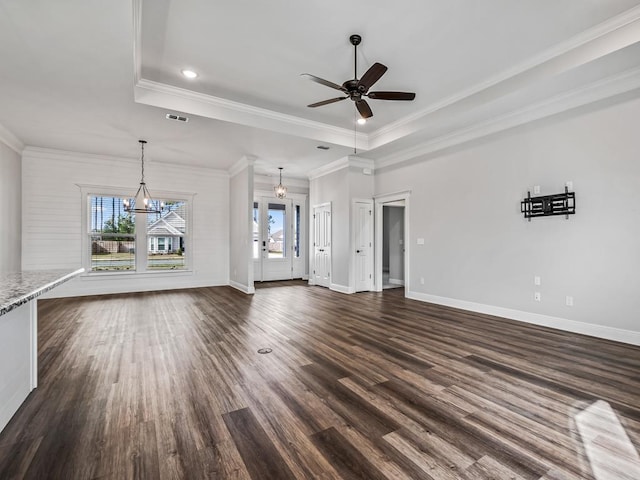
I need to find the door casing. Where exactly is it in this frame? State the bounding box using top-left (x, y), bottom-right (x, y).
top-left (374, 191), bottom-right (411, 293)
top-left (352, 199), bottom-right (374, 292)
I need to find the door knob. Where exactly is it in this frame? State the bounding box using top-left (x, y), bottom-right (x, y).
top-left (356, 250), bottom-right (361, 253)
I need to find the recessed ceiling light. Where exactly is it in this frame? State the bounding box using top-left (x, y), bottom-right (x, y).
top-left (181, 69), bottom-right (198, 79)
top-left (357, 118), bottom-right (367, 125)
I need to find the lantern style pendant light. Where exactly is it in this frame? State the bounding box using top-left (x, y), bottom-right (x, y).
top-left (123, 140), bottom-right (164, 214)
top-left (274, 167), bottom-right (287, 199)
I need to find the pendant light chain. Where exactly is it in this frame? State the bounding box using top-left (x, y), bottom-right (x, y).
top-left (123, 140), bottom-right (163, 214)
top-left (140, 140), bottom-right (146, 184)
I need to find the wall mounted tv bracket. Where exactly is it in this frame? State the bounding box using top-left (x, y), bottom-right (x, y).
top-left (521, 186), bottom-right (575, 221)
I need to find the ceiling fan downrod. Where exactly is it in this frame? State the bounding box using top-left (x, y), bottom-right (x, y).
top-left (350, 34), bottom-right (361, 80)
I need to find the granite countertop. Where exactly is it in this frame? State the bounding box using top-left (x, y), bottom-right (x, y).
top-left (0, 268), bottom-right (84, 316)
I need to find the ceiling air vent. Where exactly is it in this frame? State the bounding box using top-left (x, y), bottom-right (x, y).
top-left (165, 113), bottom-right (189, 122)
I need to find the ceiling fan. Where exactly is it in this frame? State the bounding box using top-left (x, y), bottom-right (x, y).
top-left (302, 34), bottom-right (416, 120)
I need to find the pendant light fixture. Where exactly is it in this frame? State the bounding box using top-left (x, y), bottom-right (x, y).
top-left (274, 167), bottom-right (287, 199)
top-left (123, 140), bottom-right (164, 214)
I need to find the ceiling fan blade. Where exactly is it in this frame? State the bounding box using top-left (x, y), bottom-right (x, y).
top-left (301, 74), bottom-right (346, 92)
top-left (308, 97), bottom-right (348, 108)
top-left (357, 62), bottom-right (387, 92)
top-left (355, 99), bottom-right (373, 118)
top-left (367, 91), bottom-right (416, 101)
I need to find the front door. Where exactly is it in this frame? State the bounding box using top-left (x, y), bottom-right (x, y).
top-left (253, 197), bottom-right (305, 281)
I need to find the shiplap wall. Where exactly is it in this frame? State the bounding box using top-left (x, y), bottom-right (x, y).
top-left (22, 147), bottom-right (229, 297)
top-left (0, 141), bottom-right (21, 273)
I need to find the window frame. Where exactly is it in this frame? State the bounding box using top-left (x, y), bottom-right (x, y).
top-left (80, 185), bottom-right (194, 275)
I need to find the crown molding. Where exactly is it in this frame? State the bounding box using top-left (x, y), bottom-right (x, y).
top-left (376, 66), bottom-right (640, 170)
top-left (23, 146), bottom-right (132, 166)
top-left (134, 79), bottom-right (369, 150)
top-left (308, 156), bottom-right (349, 180)
top-left (368, 5), bottom-right (640, 149)
top-left (228, 155), bottom-right (256, 177)
top-left (22, 146), bottom-right (229, 177)
top-left (254, 174), bottom-right (309, 188)
top-left (132, 3), bottom-right (640, 160)
top-left (132, 0), bottom-right (369, 150)
top-left (0, 123), bottom-right (25, 154)
top-left (308, 155), bottom-right (375, 180)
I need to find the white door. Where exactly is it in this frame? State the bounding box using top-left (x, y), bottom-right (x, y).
top-left (253, 197), bottom-right (306, 282)
top-left (313, 203), bottom-right (331, 287)
top-left (255, 198), bottom-right (292, 282)
top-left (354, 201), bottom-right (373, 292)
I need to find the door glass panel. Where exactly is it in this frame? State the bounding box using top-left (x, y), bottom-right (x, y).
top-left (268, 203), bottom-right (286, 258)
top-left (293, 204), bottom-right (301, 258)
top-left (253, 201), bottom-right (260, 259)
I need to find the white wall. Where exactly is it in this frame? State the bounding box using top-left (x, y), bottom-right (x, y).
top-left (0, 142), bottom-right (21, 273)
top-left (22, 148), bottom-right (229, 296)
top-left (310, 163), bottom-right (374, 292)
top-left (229, 164), bottom-right (254, 293)
top-left (374, 96), bottom-right (640, 344)
top-left (310, 168), bottom-right (349, 289)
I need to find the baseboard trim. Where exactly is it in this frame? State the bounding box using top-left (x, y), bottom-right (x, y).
top-left (42, 279), bottom-right (228, 298)
top-left (229, 280), bottom-right (255, 294)
top-left (406, 290), bottom-right (640, 346)
top-left (389, 278), bottom-right (405, 286)
top-left (330, 283), bottom-right (355, 294)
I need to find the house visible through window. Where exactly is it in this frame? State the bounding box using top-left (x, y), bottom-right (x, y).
top-left (146, 200), bottom-right (187, 270)
top-left (88, 195), bottom-right (188, 272)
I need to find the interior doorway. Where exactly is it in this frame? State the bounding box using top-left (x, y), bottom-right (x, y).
top-left (374, 191), bottom-right (410, 293)
top-left (382, 204), bottom-right (405, 290)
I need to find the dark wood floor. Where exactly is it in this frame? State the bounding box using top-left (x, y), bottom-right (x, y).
top-left (0, 281), bottom-right (639, 479)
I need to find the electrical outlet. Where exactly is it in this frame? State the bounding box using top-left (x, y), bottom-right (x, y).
top-left (565, 181), bottom-right (573, 191)
top-left (533, 185), bottom-right (541, 194)
top-left (420, 277), bottom-right (425, 285)
top-left (417, 238), bottom-right (425, 245)
top-left (566, 296), bottom-right (574, 306)
top-left (534, 276), bottom-right (541, 286)
top-left (534, 292), bottom-right (541, 302)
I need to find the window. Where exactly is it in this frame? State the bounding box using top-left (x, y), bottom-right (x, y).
top-left (293, 204), bottom-right (301, 258)
top-left (268, 203), bottom-right (286, 258)
top-left (253, 201), bottom-right (260, 259)
top-left (87, 193), bottom-right (188, 273)
top-left (146, 200), bottom-right (187, 270)
top-left (90, 196), bottom-right (135, 271)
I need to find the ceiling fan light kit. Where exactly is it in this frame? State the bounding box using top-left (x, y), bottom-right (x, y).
top-left (303, 34), bottom-right (415, 120)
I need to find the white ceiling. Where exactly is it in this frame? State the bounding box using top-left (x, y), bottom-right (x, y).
top-left (1, 0), bottom-right (640, 178)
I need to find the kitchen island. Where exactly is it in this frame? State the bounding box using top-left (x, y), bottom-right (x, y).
top-left (0, 268), bottom-right (84, 433)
